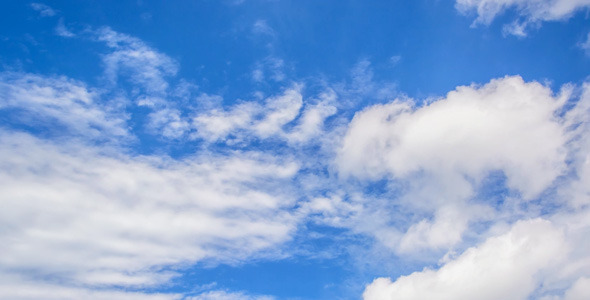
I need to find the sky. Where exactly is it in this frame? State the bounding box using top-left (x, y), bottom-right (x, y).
top-left (1, 0), bottom-right (590, 299)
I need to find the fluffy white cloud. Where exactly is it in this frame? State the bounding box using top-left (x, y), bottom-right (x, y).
top-left (456, 0), bottom-right (590, 36)
top-left (0, 130), bottom-right (299, 294)
top-left (332, 76), bottom-right (578, 256)
top-left (363, 219), bottom-right (567, 300)
top-left (358, 79), bottom-right (590, 300)
top-left (338, 76), bottom-right (568, 198)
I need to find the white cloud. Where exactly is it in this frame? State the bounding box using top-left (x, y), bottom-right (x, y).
top-left (192, 86), bottom-right (336, 144)
top-left (580, 32), bottom-right (590, 55)
top-left (253, 87), bottom-right (303, 137)
top-left (332, 75), bottom-right (578, 256)
top-left (560, 82), bottom-right (590, 208)
top-left (357, 79), bottom-right (590, 300)
top-left (146, 108), bottom-right (190, 139)
top-left (94, 27), bottom-right (190, 139)
top-left (96, 27), bottom-right (178, 94)
top-left (563, 277), bottom-right (590, 300)
top-left (55, 18), bottom-right (75, 37)
top-left (30, 2), bottom-right (56, 17)
top-left (284, 89), bottom-right (338, 144)
top-left (0, 130), bottom-right (300, 294)
top-left (0, 273), bottom-right (179, 300)
top-left (252, 20), bottom-right (275, 37)
top-left (363, 218), bottom-right (567, 300)
top-left (187, 290), bottom-right (274, 300)
top-left (0, 72), bottom-right (129, 140)
top-left (338, 75), bottom-right (568, 199)
top-left (456, 0), bottom-right (590, 36)
top-left (251, 57), bottom-right (285, 83)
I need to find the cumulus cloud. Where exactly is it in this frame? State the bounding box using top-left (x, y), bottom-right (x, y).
top-left (355, 78), bottom-right (590, 300)
top-left (333, 76), bottom-right (578, 255)
top-left (338, 76), bottom-right (569, 197)
top-left (363, 219), bottom-right (568, 300)
top-left (456, 0), bottom-right (590, 36)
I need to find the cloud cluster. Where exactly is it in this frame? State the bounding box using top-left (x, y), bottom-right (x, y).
top-left (347, 77), bottom-right (590, 299)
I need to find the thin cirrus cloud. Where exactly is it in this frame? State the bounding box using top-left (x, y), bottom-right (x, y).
top-left (30, 2), bottom-right (56, 17)
top-left (0, 72), bottom-right (129, 140)
top-left (456, 0), bottom-right (590, 36)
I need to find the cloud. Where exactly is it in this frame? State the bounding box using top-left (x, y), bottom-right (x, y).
top-left (146, 108), bottom-right (190, 139)
top-left (0, 273), bottom-right (179, 300)
top-left (251, 57), bottom-right (285, 83)
top-left (187, 290), bottom-right (274, 300)
top-left (30, 2), bottom-right (56, 17)
top-left (96, 27), bottom-right (178, 94)
top-left (0, 129), bottom-right (300, 295)
top-left (338, 75), bottom-right (568, 198)
top-left (327, 75), bottom-right (584, 258)
top-left (0, 72), bottom-right (129, 141)
top-left (456, 0), bottom-right (590, 36)
top-left (252, 20), bottom-right (275, 37)
top-left (560, 81), bottom-right (590, 208)
top-left (55, 18), bottom-right (75, 37)
top-left (353, 78), bottom-right (590, 300)
top-left (335, 59), bottom-right (398, 107)
top-left (563, 277), bottom-right (590, 300)
top-left (580, 32), bottom-right (590, 55)
top-left (94, 27), bottom-right (190, 138)
top-left (363, 218), bottom-right (568, 300)
top-left (192, 85), bottom-right (336, 144)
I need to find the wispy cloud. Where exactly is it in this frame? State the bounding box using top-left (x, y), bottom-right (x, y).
top-left (0, 129), bottom-right (300, 296)
top-left (0, 72), bottom-right (129, 141)
top-left (55, 18), bottom-right (75, 37)
top-left (252, 19), bottom-right (275, 37)
top-left (456, 0), bottom-right (590, 36)
top-left (30, 2), bottom-right (56, 17)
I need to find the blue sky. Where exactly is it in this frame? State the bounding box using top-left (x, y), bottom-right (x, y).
top-left (1, 1), bottom-right (590, 299)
